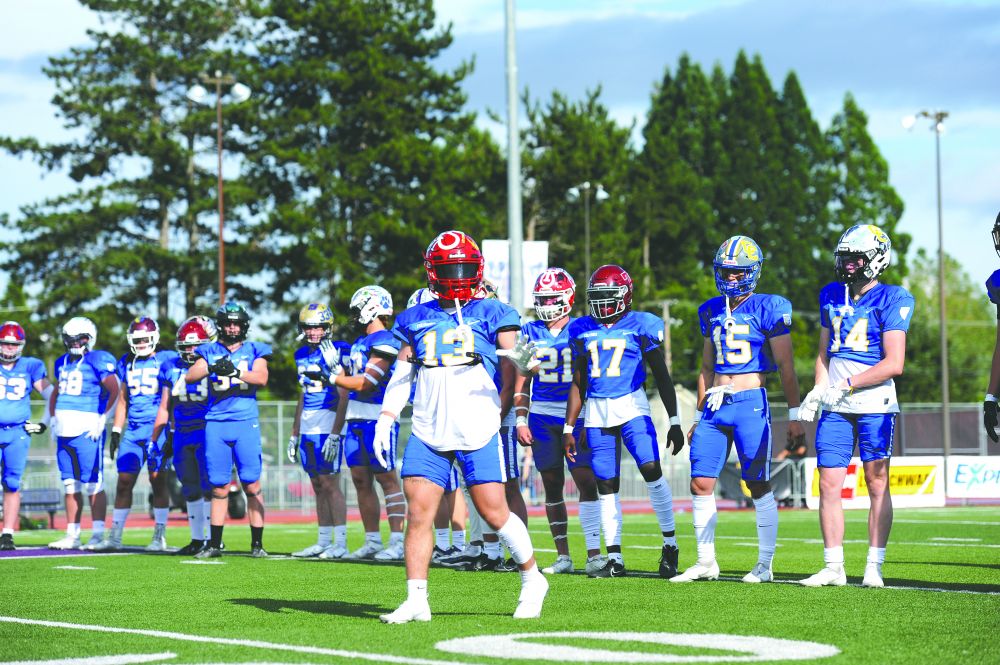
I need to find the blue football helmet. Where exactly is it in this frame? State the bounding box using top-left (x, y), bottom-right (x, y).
top-left (713, 236), bottom-right (763, 297)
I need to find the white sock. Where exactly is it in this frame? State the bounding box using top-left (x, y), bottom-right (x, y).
top-left (824, 546), bottom-right (845, 567)
top-left (2, 528), bottom-right (12, 535)
top-left (112, 508), bottom-right (130, 530)
top-left (599, 493), bottom-right (622, 549)
top-left (519, 563), bottom-right (544, 585)
top-left (465, 489), bottom-right (484, 541)
top-left (484, 540), bottom-right (501, 559)
top-left (435, 528), bottom-right (450, 549)
top-left (153, 508), bottom-right (169, 526)
top-left (202, 504), bottom-right (211, 537)
top-left (752, 492), bottom-right (777, 567)
top-left (452, 529), bottom-right (465, 549)
top-left (67, 523), bottom-right (81, 538)
top-left (187, 500), bottom-right (205, 540)
top-left (318, 526), bottom-right (333, 547)
top-left (389, 531), bottom-right (403, 546)
top-left (365, 531), bottom-right (382, 545)
top-left (691, 494), bottom-right (717, 563)
top-left (333, 525), bottom-right (347, 547)
top-left (406, 579), bottom-right (428, 603)
top-left (646, 477), bottom-right (676, 535)
top-left (867, 546), bottom-right (885, 565)
top-left (496, 514), bottom-right (534, 565)
top-left (578, 500), bottom-right (601, 552)
top-left (91, 520), bottom-right (105, 537)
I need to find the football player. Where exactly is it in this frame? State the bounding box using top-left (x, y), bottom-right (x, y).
top-left (379, 230), bottom-right (547, 623)
top-left (151, 316), bottom-right (216, 555)
top-left (563, 265), bottom-right (685, 578)
top-left (99, 317), bottom-right (178, 551)
top-left (328, 285), bottom-right (406, 561)
top-left (185, 302), bottom-right (272, 558)
top-left (671, 236), bottom-right (804, 584)
top-left (798, 225), bottom-right (914, 588)
top-left (0, 322), bottom-right (53, 550)
top-left (984, 211), bottom-right (1000, 443)
top-left (48, 317), bottom-right (120, 549)
top-left (513, 268), bottom-right (601, 575)
top-left (289, 303), bottom-right (350, 559)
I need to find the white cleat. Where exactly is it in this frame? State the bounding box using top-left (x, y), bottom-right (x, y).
top-left (80, 533), bottom-right (107, 551)
top-left (380, 599), bottom-right (432, 624)
top-left (862, 562), bottom-right (884, 588)
top-left (319, 544), bottom-right (348, 560)
top-left (513, 574), bottom-right (549, 619)
top-left (670, 560), bottom-right (720, 583)
top-left (345, 540), bottom-right (384, 560)
top-left (89, 535), bottom-right (122, 552)
top-left (542, 554), bottom-right (574, 575)
top-left (145, 524), bottom-right (167, 551)
top-left (742, 562), bottom-right (773, 584)
top-left (292, 543), bottom-right (327, 558)
top-left (799, 565), bottom-right (847, 587)
top-left (583, 555), bottom-right (608, 576)
top-left (48, 535), bottom-right (82, 550)
top-left (374, 540), bottom-right (405, 561)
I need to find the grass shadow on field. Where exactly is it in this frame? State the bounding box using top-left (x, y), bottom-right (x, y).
top-left (229, 598), bottom-right (386, 619)
top-left (893, 560), bottom-right (1000, 572)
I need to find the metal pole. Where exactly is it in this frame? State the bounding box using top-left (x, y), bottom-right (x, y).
top-left (935, 118), bottom-right (951, 464)
top-left (584, 184), bottom-right (591, 283)
top-left (216, 79), bottom-right (226, 306)
top-left (504, 0), bottom-right (524, 312)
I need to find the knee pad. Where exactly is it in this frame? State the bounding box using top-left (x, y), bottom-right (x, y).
top-left (63, 479), bottom-right (82, 494)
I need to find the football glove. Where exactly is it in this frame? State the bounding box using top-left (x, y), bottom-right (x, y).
top-left (704, 385), bottom-right (735, 412)
top-left (145, 438), bottom-right (157, 460)
top-left (23, 421), bottom-right (47, 436)
top-left (287, 435), bottom-right (298, 463)
top-left (87, 413), bottom-right (107, 440)
top-left (322, 433), bottom-right (342, 463)
top-left (821, 383), bottom-right (852, 409)
top-left (373, 414), bottom-right (394, 469)
top-left (798, 385), bottom-right (825, 423)
top-left (497, 333), bottom-right (540, 373)
top-left (666, 424), bottom-right (685, 456)
top-left (209, 356), bottom-right (240, 378)
top-left (318, 341), bottom-right (343, 376)
top-left (985, 399), bottom-right (999, 443)
top-left (109, 428), bottom-right (121, 459)
top-left (171, 374), bottom-right (188, 397)
top-left (162, 430), bottom-right (173, 460)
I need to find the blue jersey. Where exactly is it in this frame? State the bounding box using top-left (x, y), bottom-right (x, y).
top-left (392, 298), bottom-right (521, 393)
top-left (987, 269), bottom-right (1000, 319)
top-left (0, 357), bottom-right (47, 425)
top-left (117, 351), bottom-right (178, 428)
top-left (158, 355), bottom-right (209, 432)
top-left (522, 318), bottom-right (574, 403)
top-left (196, 341), bottom-right (272, 421)
top-left (346, 330), bottom-right (400, 405)
top-left (294, 341), bottom-right (350, 411)
top-left (54, 350), bottom-right (117, 413)
top-left (568, 311), bottom-right (663, 399)
top-left (820, 282), bottom-right (915, 366)
top-left (697, 293), bottom-right (792, 375)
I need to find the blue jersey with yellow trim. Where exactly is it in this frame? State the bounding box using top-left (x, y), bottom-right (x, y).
top-left (54, 351), bottom-right (117, 413)
top-left (0, 356), bottom-right (46, 425)
top-left (294, 341), bottom-right (350, 411)
top-left (522, 318), bottom-right (574, 403)
top-left (567, 311), bottom-right (663, 399)
top-left (117, 350), bottom-right (178, 427)
top-left (987, 269), bottom-right (1000, 319)
top-left (698, 294), bottom-right (791, 375)
top-left (346, 330), bottom-right (400, 405)
top-left (158, 355), bottom-right (209, 432)
top-left (392, 298), bottom-right (520, 393)
top-left (819, 282), bottom-right (915, 366)
top-left (196, 341), bottom-right (272, 421)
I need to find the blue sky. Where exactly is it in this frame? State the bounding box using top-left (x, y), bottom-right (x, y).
top-left (2, 0), bottom-right (998, 300)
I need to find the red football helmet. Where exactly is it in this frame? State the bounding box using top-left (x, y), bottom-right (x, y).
top-left (176, 315), bottom-right (218, 364)
top-left (424, 230), bottom-right (484, 301)
top-left (588, 264), bottom-right (633, 322)
top-left (533, 268), bottom-right (576, 322)
top-left (127, 316), bottom-right (160, 357)
top-left (0, 321), bottom-right (26, 363)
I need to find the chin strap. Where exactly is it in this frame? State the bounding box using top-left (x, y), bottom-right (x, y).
top-left (841, 283), bottom-right (855, 316)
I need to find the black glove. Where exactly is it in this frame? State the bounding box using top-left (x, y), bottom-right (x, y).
top-left (110, 430), bottom-right (121, 459)
top-left (785, 432), bottom-right (807, 459)
top-left (301, 369), bottom-right (329, 384)
top-left (162, 429), bottom-right (174, 459)
top-left (23, 421), bottom-right (47, 436)
top-left (667, 424), bottom-right (685, 456)
top-left (210, 356), bottom-right (239, 378)
top-left (985, 400), bottom-right (998, 443)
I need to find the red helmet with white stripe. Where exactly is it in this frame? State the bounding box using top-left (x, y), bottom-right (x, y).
top-left (176, 315), bottom-right (217, 365)
top-left (0, 321), bottom-right (26, 363)
top-left (587, 264), bottom-right (633, 322)
top-left (424, 230), bottom-right (484, 301)
top-left (532, 268), bottom-right (576, 321)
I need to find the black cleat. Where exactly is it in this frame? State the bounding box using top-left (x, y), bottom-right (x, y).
top-left (250, 546), bottom-right (268, 558)
top-left (176, 539), bottom-right (206, 556)
top-left (0, 533), bottom-right (14, 551)
top-left (658, 544), bottom-right (679, 579)
top-left (195, 546), bottom-right (223, 559)
top-left (588, 558), bottom-right (626, 578)
top-left (495, 557), bottom-right (518, 572)
top-left (469, 554), bottom-right (503, 572)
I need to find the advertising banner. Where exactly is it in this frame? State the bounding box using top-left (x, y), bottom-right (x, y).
top-left (947, 456), bottom-right (1000, 498)
top-left (482, 239), bottom-right (549, 308)
top-left (803, 456), bottom-right (945, 509)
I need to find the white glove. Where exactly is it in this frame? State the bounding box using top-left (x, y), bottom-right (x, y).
top-left (322, 433), bottom-right (342, 463)
top-left (171, 374), bottom-right (188, 397)
top-left (287, 435), bottom-right (298, 463)
top-left (497, 333), bottom-right (540, 372)
top-left (798, 385), bottom-right (825, 423)
top-left (821, 383), bottom-right (852, 409)
top-left (87, 413), bottom-right (108, 440)
top-left (318, 341), bottom-right (343, 376)
top-left (373, 414), bottom-right (394, 469)
top-left (704, 385), bottom-right (735, 412)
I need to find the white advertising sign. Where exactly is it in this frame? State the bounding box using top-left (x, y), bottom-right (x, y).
top-left (947, 456), bottom-right (1000, 498)
top-left (803, 456), bottom-right (946, 509)
top-left (481, 239), bottom-right (549, 309)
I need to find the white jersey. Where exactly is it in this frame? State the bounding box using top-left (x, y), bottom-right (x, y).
top-left (585, 387), bottom-right (651, 428)
top-left (410, 363), bottom-right (500, 451)
top-left (827, 357), bottom-right (899, 414)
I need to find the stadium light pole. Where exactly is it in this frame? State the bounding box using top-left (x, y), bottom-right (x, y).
top-left (504, 0), bottom-right (524, 312)
top-left (566, 182), bottom-right (610, 287)
top-left (902, 109), bottom-right (950, 462)
top-left (186, 71), bottom-right (252, 306)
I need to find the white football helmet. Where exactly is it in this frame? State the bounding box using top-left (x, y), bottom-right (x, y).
top-left (350, 285), bottom-right (393, 325)
top-left (62, 316), bottom-right (98, 355)
top-left (406, 288), bottom-right (437, 309)
top-left (835, 224), bottom-right (892, 284)
top-left (532, 268), bottom-right (576, 321)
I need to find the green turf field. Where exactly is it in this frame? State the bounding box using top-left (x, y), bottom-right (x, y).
top-left (2, 507), bottom-right (998, 664)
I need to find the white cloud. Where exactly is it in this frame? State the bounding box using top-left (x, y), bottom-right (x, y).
top-left (0, 0), bottom-right (100, 60)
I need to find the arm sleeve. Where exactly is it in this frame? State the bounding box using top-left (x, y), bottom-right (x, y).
top-left (380, 359), bottom-right (416, 419)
